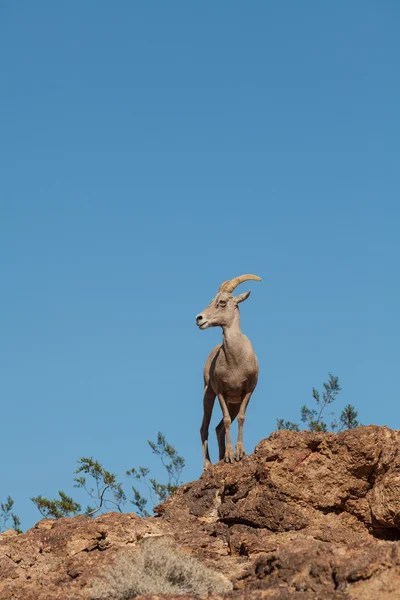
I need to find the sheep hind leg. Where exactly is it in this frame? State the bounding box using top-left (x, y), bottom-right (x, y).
top-left (216, 401), bottom-right (240, 463)
top-left (235, 392), bottom-right (252, 461)
top-left (200, 387), bottom-right (216, 470)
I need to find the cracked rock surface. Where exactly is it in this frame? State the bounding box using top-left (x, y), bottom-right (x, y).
top-left (2, 426), bottom-right (400, 599)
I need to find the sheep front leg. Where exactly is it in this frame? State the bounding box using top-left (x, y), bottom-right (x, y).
top-left (236, 392), bottom-right (252, 461)
top-left (218, 394), bottom-right (235, 463)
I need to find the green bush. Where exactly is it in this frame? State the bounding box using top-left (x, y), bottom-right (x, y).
top-left (28, 432), bottom-right (185, 524)
top-left (277, 373), bottom-right (359, 433)
top-left (0, 496), bottom-right (22, 534)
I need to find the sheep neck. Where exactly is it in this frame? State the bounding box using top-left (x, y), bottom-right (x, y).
top-left (221, 312), bottom-right (245, 366)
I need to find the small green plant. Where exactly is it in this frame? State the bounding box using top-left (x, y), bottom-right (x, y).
top-left (276, 419), bottom-right (300, 432)
top-left (31, 462), bottom-right (125, 519)
top-left (301, 373), bottom-right (341, 432)
top-left (30, 432), bottom-right (185, 521)
top-left (31, 491), bottom-right (81, 519)
top-left (277, 374), bottom-right (359, 433)
top-left (74, 457), bottom-right (126, 516)
top-left (127, 432), bottom-right (185, 517)
top-left (336, 403), bottom-right (360, 431)
top-left (0, 496), bottom-right (22, 534)
top-left (91, 537), bottom-right (233, 599)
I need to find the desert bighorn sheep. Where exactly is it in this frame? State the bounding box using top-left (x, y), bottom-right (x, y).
top-left (196, 274), bottom-right (261, 469)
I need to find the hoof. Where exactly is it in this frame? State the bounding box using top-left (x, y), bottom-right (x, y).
top-left (235, 446), bottom-right (246, 461)
top-left (224, 453), bottom-right (235, 463)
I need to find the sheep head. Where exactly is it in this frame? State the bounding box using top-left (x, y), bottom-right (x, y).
top-left (196, 274), bottom-right (261, 330)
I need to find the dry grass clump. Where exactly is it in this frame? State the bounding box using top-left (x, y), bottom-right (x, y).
top-left (91, 536), bottom-right (233, 599)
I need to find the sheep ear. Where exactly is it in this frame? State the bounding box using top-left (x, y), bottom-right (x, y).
top-left (235, 291), bottom-right (251, 304)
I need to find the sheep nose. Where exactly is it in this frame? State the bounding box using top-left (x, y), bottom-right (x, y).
top-left (196, 314), bottom-right (203, 324)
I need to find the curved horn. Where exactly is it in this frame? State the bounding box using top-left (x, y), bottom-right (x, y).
top-left (218, 274), bottom-right (262, 293)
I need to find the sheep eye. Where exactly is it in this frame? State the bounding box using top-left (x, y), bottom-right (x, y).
top-left (219, 301), bottom-right (227, 308)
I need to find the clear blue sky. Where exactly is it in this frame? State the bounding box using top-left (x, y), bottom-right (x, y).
top-left (1, 2), bottom-right (399, 530)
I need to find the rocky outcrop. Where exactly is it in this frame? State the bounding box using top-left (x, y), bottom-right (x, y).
top-left (1, 426), bottom-right (400, 599)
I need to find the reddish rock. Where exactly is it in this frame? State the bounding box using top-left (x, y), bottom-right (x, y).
top-left (1, 426), bottom-right (400, 599)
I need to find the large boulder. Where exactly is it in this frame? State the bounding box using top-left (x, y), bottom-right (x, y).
top-left (2, 426), bottom-right (400, 599)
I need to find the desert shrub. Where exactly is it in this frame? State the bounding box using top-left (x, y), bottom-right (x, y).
top-left (91, 537), bottom-right (233, 599)
top-left (28, 432), bottom-right (184, 523)
top-left (31, 491), bottom-right (82, 519)
top-left (0, 496), bottom-right (22, 534)
top-left (277, 373), bottom-right (359, 433)
top-left (127, 432), bottom-right (185, 517)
